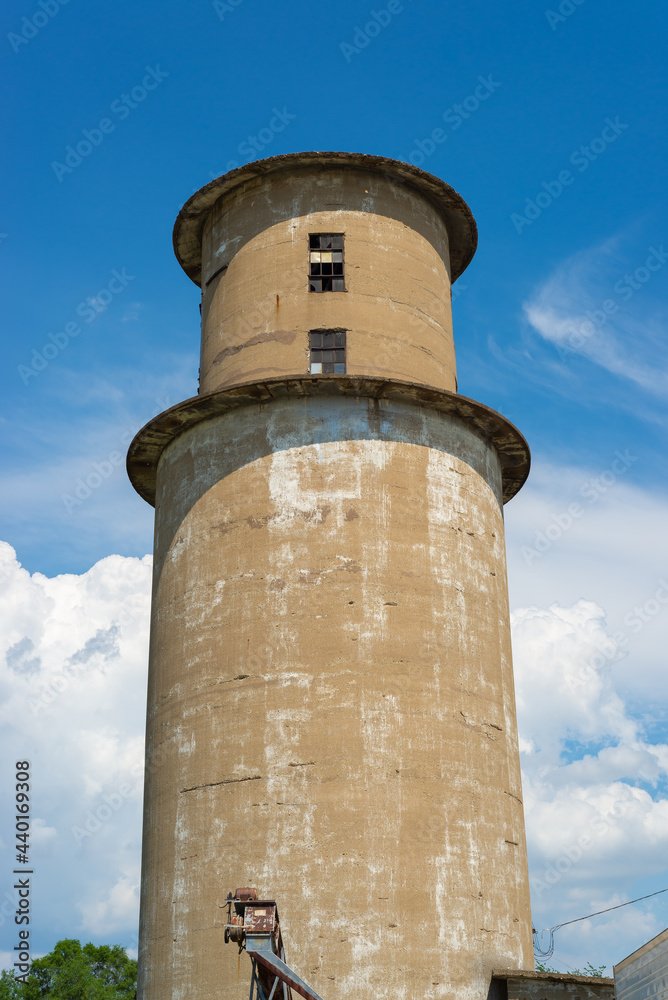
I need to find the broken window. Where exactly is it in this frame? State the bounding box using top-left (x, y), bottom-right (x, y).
top-left (309, 330), bottom-right (346, 374)
top-left (309, 234), bottom-right (345, 292)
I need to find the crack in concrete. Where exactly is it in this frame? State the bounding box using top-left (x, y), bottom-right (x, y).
top-left (181, 774), bottom-right (263, 793)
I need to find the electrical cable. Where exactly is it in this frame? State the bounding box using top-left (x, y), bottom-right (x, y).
top-left (533, 886), bottom-right (668, 960)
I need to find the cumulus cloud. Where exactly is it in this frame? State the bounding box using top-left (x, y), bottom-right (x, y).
top-left (78, 865), bottom-right (141, 936)
top-left (503, 462), bottom-right (668, 969)
top-left (512, 598), bottom-right (668, 971)
top-left (0, 541), bottom-right (151, 953)
top-left (0, 519), bottom-right (666, 976)
top-left (505, 462), bottom-right (668, 706)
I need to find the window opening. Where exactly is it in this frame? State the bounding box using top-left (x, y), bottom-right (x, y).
top-left (309, 234), bottom-right (344, 292)
top-left (309, 330), bottom-right (346, 374)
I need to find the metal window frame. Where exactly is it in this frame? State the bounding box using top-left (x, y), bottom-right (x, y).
top-left (309, 328), bottom-right (346, 374)
top-left (308, 233), bottom-right (345, 293)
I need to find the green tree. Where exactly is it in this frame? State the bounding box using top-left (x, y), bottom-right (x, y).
top-left (0, 970), bottom-right (24, 1000)
top-left (1, 941), bottom-right (136, 1000)
top-left (536, 962), bottom-right (609, 977)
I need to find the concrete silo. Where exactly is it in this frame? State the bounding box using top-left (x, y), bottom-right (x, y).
top-left (128, 151), bottom-right (534, 1000)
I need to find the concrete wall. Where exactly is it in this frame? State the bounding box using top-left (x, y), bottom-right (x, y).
top-left (138, 394), bottom-right (533, 1000)
top-left (199, 166), bottom-right (456, 395)
top-left (497, 971), bottom-right (614, 1000)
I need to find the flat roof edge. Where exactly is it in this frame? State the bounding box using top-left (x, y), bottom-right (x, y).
top-left (614, 926), bottom-right (668, 974)
top-left (494, 970), bottom-right (614, 986)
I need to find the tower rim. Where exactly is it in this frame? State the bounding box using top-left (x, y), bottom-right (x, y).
top-left (126, 375), bottom-right (529, 507)
top-left (172, 151), bottom-right (478, 287)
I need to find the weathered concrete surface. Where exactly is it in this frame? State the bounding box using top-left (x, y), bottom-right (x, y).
top-left (494, 970), bottom-right (614, 1000)
top-left (196, 165), bottom-right (459, 396)
top-left (173, 152), bottom-right (477, 285)
top-left (126, 376), bottom-right (531, 508)
top-left (137, 395), bottom-right (534, 1000)
top-left (133, 153), bottom-right (534, 1000)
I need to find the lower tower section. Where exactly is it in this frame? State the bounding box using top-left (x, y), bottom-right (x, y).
top-left (129, 378), bottom-right (533, 1000)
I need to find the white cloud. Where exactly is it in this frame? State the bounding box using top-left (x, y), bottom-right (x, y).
top-left (78, 866), bottom-right (141, 936)
top-left (0, 542), bottom-right (151, 954)
top-left (511, 597), bottom-right (668, 972)
top-left (1, 363), bottom-right (197, 575)
top-left (522, 237), bottom-right (668, 397)
top-left (512, 600), bottom-right (639, 760)
top-left (505, 462), bottom-right (668, 703)
top-left (503, 462), bottom-right (668, 969)
top-left (1, 511), bottom-right (666, 976)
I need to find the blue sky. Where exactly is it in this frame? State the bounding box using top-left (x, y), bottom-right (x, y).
top-left (1, 0), bottom-right (667, 980)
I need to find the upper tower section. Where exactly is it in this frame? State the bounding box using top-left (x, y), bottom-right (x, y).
top-left (173, 152), bottom-right (477, 396)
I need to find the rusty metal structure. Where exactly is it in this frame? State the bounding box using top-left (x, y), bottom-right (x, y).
top-left (224, 887), bottom-right (324, 1000)
top-left (128, 152), bottom-right (535, 1000)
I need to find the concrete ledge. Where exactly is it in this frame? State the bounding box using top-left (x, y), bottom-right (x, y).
top-left (126, 374), bottom-right (530, 507)
top-left (172, 150), bottom-right (478, 285)
top-left (493, 969), bottom-right (615, 1000)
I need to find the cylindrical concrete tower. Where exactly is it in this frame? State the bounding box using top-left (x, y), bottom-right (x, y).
top-left (128, 152), bottom-right (534, 1000)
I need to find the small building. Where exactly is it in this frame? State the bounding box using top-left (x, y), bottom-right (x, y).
top-left (615, 927), bottom-right (668, 1000)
